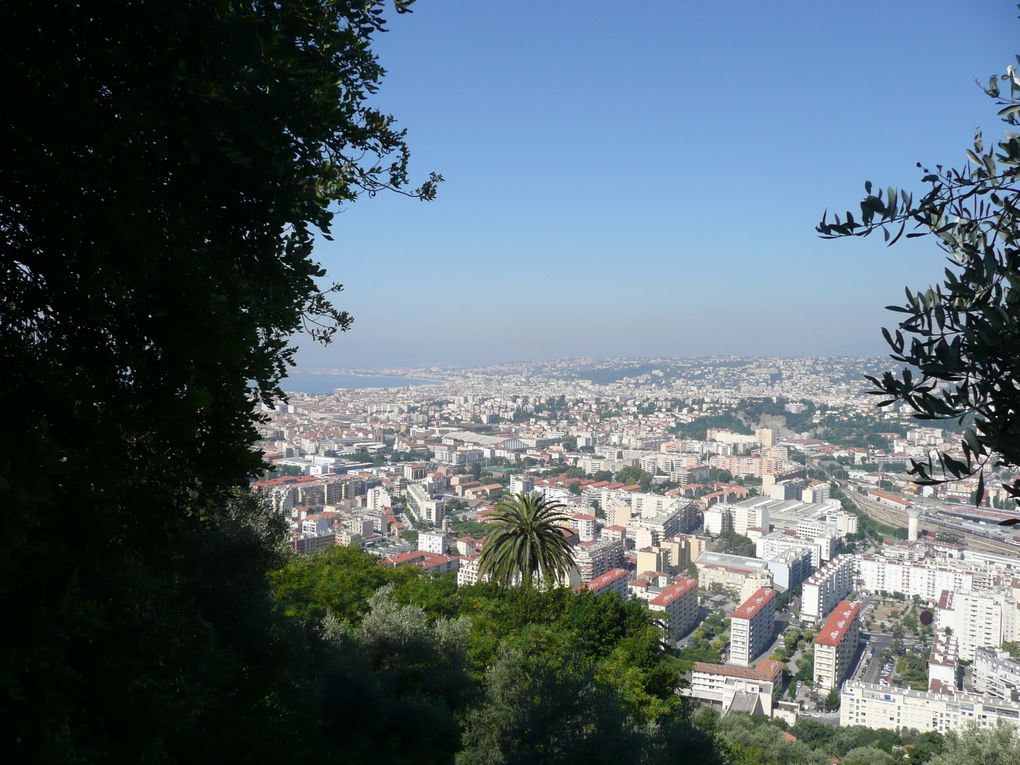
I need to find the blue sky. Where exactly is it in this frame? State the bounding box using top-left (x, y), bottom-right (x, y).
top-left (296, 0), bottom-right (1018, 370)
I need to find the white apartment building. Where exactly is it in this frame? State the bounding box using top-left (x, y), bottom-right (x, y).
top-left (403, 463), bottom-right (428, 481)
top-left (574, 538), bottom-right (625, 582)
top-left (366, 486), bottom-right (393, 513)
top-left (840, 681), bottom-right (1020, 734)
top-left (703, 505), bottom-right (731, 536)
top-left (813, 600), bottom-right (861, 691)
top-left (761, 546), bottom-right (814, 591)
top-left (936, 588), bottom-right (1020, 661)
top-left (509, 474), bottom-right (534, 494)
top-left (417, 529), bottom-right (449, 555)
top-left (349, 516), bottom-right (375, 536)
top-left (627, 504), bottom-right (692, 546)
top-left (801, 482), bottom-right (831, 504)
top-left (856, 555), bottom-right (978, 601)
top-left (571, 512), bottom-right (597, 542)
top-left (794, 520), bottom-right (839, 562)
top-left (711, 499), bottom-right (771, 537)
top-left (406, 482), bottom-right (445, 526)
top-left (800, 554), bottom-right (855, 625)
top-left (928, 632), bottom-right (959, 694)
top-left (457, 555), bottom-right (482, 587)
top-left (696, 551), bottom-right (773, 597)
top-left (730, 588), bottom-right (777, 667)
top-left (648, 578), bottom-right (699, 643)
top-left (756, 532), bottom-right (818, 582)
top-left (631, 492), bottom-right (677, 518)
top-left (686, 658), bottom-right (784, 717)
top-left (973, 646), bottom-right (1020, 701)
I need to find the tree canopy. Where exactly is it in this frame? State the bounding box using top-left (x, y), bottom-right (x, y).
top-left (818, 52), bottom-right (1020, 511)
top-left (478, 492), bottom-right (576, 588)
top-left (1, 1), bottom-right (438, 760)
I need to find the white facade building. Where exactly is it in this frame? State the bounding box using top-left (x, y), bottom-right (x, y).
top-left (936, 588), bottom-right (1020, 661)
top-left (841, 681), bottom-right (1020, 734)
top-left (973, 646), bottom-right (1020, 701)
top-left (730, 588), bottom-right (777, 667)
top-left (685, 658), bottom-right (784, 717)
top-left (813, 600), bottom-right (861, 691)
top-left (418, 529), bottom-right (449, 555)
top-left (800, 555), bottom-right (855, 625)
top-left (648, 578), bottom-right (699, 643)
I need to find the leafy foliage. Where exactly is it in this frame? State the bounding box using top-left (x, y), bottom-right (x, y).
top-left (271, 546), bottom-right (714, 763)
top-left (818, 54), bottom-right (1020, 510)
top-left (715, 530), bottom-right (757, 557)
top-left (0, 1), bottom-right (438, 761)
top-left (478, 491), bottom-right (576, 588)
top-left (927, 725), bottom-right (1020, 765)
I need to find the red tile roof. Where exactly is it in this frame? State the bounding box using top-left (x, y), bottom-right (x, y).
top-left (732, 588), bottom-right (777, 620)
top-left (815, 600), bottom-right (861, 647)
top-left (578, 567), bottom-right (629, 592)
top-left (692, 656), bottom-right (783, 682)
top-left (649, 577), bottom-right (698, 606)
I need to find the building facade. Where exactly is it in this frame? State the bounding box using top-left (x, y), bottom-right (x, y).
top-left (648, 577), bottom-right (699, 643)
top-left (730, 588), bottom-right (777, 667)
top-left (813, 600), bottom-right (861, 691)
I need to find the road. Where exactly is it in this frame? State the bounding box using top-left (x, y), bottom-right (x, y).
top-left (856, 633), bottom-right (894, 685)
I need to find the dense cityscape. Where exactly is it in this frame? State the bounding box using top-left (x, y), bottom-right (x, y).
top-left (258, 355), bottom-right (1020, 750)
top-left (10, 2), bottom-right (1020, 762)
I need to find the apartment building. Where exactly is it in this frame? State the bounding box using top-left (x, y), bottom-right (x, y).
top-left (571, 512), bottom-right (597, 542)
top-left (813, 600), bottom-right (861, 691)
top-left (636, 547), bottom-right (669, 576)
top-left (417, 529), bottom-right (449, 555)
top-left (406, 482), bottom-right (445, 526)
top-left (800, 555), bottom-right (855, 625)
top-left (928, 632), bottom-right (959, 694)
top-left (576, 567), bottom-right (629, 598)
top-left (696, 551), bottom-right (773, 598)
top-left (457, 555), bottom-right (483, 587)
top-left (686, 658), bottom-right (784, 717)
top-left (509, 474), bottom-right (534, 494)
top-left (648, 577), bottom-right (699, 643)
top-left (936, 588), bottom-right (1020, 661)
top-left (840, 681), bottom-right (1020, 734)
top-left (366, 486), bottom-right (393, 513)
top-left (730, 588), bottom-right (777, 667)
top-left (857, 555), bottom-right (978, 601)
top-left (574, 538), bottom-right (625, 582)
top-left (628, 508), bottom-right (687, 546)
top-left (762, 546), bottom-right (814, 591)
top-left (973, 646), bottom-right (1020, 701)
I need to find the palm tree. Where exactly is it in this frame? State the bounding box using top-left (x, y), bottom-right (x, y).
top-left (478, 491), bottom-right (576, 588)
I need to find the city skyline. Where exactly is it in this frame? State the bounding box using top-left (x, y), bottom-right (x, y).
top-left (296, 0), bottom-right (1017, 368)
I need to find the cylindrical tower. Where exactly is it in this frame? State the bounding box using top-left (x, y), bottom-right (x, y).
top-left (907, 508), bottom-right (920, 542)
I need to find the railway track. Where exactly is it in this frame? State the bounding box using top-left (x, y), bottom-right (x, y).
top-left (844, 487), bottom-right (1020, 556)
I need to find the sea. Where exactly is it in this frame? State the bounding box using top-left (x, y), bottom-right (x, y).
top-left (281, 371), bottom-right (436, 394)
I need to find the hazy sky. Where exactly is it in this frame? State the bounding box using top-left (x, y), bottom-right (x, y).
top-left (295, 0), bottom-right (1017, 370)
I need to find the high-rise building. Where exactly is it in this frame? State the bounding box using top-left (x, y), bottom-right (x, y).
top-left (730, 588), bottom-right (777, 667)
top-left (813, 600), bottom-right (861, 690)
top-left (800, 555), bottom-right (854, 625)
top-left (649, 577), bottom-right (699, 643)
top-left (936, 588), bottom-right (1020, 661)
